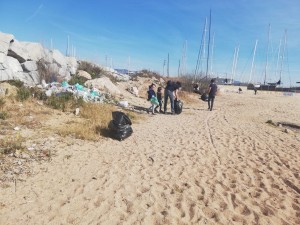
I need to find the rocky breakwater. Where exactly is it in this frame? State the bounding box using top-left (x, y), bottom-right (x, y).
top-left (0, 32), bottom-right (77, 86)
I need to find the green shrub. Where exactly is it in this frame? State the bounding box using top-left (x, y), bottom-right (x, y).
top-left (45, 92), bottom-right (84, 111)
top-left (68, 76), bottom-right (88, 86)
top-left (30, 87), bottom-right (48, 100)
top-left (0, 111), bottom-right (9, 120)
top-left (7, 80), bottom-right (24, 88)
top-left (16, 86), bottom-right (31, 101)
top-left (0, 97), bottom-right (5, 110)
top-left (78, 61), bottom-right (104, 79)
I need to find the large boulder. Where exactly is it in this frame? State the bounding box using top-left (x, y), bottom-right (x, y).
top-left (66, 56), bottom-right (77, 75)
top-left (0, 52), bottom-right (5, 65)
top-left (0, 69), bottom-right (13, 80)
top-left (85, 77), bottom-right (121, 95)
top-left (15, 72), bottom-right (37, 86)
top-left (58, 66), bottom-right (71, 79)
top-left (77, 70), bottom-right (92, 80)
top-left (43, 49), bottom-right (54, 63)
top-left (27, 71), bottom-right (40, 84)
top-left (3, 56), bottom-right (23, 73)
top-left (66, 56), bottom-right (77, 68)
top-left (0, 32), bottom-right (14, 54)
top-left (0, 32), bottom-right (79, 86)
top-left (21, 61), bottom-right (37, 72)
top-left (48, 63), bottom-right (59, 73)
top-left (7, 39), bottom-right (30, 63)
top-left (22, 42), bottom-right (45, 61)
top-left (52, 49), bottom-right (67, 67)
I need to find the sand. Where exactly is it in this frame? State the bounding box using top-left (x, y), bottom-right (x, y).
top-left (0, 86), bottom-right (299, 225)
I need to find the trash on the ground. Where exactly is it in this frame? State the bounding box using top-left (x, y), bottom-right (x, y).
top-left (118, 100), bottom-right (129, 108)
top-left (108, 111), bottom-right (133, 141)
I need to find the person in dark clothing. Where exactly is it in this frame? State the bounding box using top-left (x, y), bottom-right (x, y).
top-left (254, 87), bottom-right (257, 95)
top-left (155, 87), bottom-right (163, 113)
top-left (164, 80), bottom-right (181, 114)
top-left (207, 79), bottom-right (218, 111)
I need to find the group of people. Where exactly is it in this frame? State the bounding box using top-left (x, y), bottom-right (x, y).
top-left (147, 80), bottom-right (182, 115)
top-left (147, 78), bottom-right (218, 114)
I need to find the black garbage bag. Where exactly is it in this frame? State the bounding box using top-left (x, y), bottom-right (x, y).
top-left (174, 100), bottom-right (183, 114)
top-left (112, 111), bottom-right (132, 126)
top-left (109, 111), bottom-right (133, 141)
top-left (201, 94), bottom-right (209, 102)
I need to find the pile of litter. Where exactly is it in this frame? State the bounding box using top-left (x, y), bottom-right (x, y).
top-left (44, 81), bottom-right (107, 103)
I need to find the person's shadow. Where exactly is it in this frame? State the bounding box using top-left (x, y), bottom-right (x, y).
top-left (132, 105), bottom-right (149, 113)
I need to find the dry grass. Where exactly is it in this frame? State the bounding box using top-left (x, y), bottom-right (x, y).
top-left (0, 132), bottom-right (26, 155)
top-left (179, 91), bottom-right (199, 104)
top-left (1, 85), bottom-right (143, 142)
top-left (55, 103), bottom-right (142, 141)
top-left (55, 103), bottom-right (115, 140)
top-left (4, 97), bottom-right (52, 128)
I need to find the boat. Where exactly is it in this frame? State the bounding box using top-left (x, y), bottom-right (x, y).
top-left (257, 26), bottom-right (286, 91)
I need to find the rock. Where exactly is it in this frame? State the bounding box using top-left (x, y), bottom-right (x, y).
top-left (75, 107), bottom-right (80, 116)
top-left (21, 61), bottom-right (37, 72)
top-left (52, 49), bottom-right (67, 67)
top-left (14, 126), bottom-right (20, 131)
top-left (284, 128), bottom-right (293, 134)
top-left (28, 71), bottom-right (40, 84)
top-left (0, 32), bottom-right (14, 54)
top-left (119, 101), bottom-right (129, 108)
top-left (128, 86), bottom-right (139, 96)
top-left (66, 56), bottom-right (77, 66)
top-left (48, 63), bottom-right (59, 73)
top-left (0, 52), bottom-right (6, 64)
top-left (8, 39), bottom-right (30, 63)
top-left (22, 42), bottom-right (45, 61)
top-left (58, 66), bottom-right (71, 79)
top-left (77, 70), bottom-right (92, 80)
top-left (85, 77), bottom-right (121, 95)
top-left (3, 56), bottom-right (23, 73)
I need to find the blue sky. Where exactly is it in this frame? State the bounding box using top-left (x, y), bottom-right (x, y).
top-left (0, 0), bottom-right (300, 86)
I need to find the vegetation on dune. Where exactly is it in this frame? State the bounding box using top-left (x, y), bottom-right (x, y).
top-left (0, 66), bottom-right (200, 154)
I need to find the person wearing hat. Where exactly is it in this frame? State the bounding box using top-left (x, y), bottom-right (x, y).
top-left (207, 79), bottom-right (218, 111)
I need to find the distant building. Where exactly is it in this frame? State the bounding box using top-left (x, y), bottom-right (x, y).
top-left (115, 69), bottom-right (137, 75)
top-left (214, 77), bottom-right (234, 85)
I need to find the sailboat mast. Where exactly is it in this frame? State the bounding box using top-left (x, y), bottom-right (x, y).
top-left (167, 53), bottom-right (169, 77)
top-left (233, 45), bottom-right (240, 82)
top-left (210, 32), bottom-right (215, 76)
top-left (264, 24), bottom-right (271, 85)
top-left (195, 18), bottom-right (207, 79)
top-left (205, 10), bottom-right (212, 79)
top-left (231, 47), bottom-right (237, 83)
top-left (275, 39), bottom-right (282, 79)
top-left (249, 40), bottom-right (258, 83)
top-left (279, 29), bottom-right (287, 83)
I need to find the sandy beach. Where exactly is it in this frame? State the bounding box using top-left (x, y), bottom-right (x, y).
top-left (0, 86), bottom-right (299, 225)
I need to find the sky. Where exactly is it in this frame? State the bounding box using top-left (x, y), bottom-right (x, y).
top-left (1, 0), bottom-right (300, 86)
